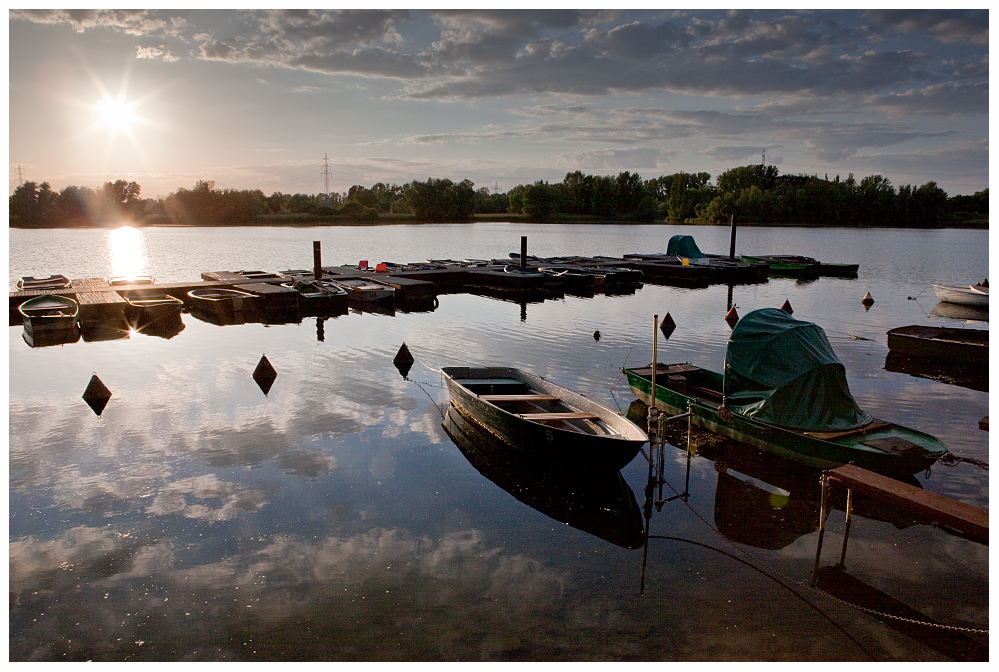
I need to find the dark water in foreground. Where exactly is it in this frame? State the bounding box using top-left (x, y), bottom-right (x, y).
top-left (7, 224), bottom-right (989, 660)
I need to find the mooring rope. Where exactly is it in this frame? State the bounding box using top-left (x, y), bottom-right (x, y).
top-left (938, 452), bottom-right (989, 471)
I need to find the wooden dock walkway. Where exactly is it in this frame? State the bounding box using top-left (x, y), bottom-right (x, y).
top-left (812, 463), bottom-right (988, 583)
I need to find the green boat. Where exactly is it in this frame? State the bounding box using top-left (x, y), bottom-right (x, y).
top-left (739, 254), bottom-right (821, 277)
top-left (625, 308), bottom-right (947, 475)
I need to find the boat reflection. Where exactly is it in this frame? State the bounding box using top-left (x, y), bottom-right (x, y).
top-left (442, 402), bottom-right (645, 549)
top-left (885, 351), bottom-right (988, 393)
top-left (22, 324), bottom-right (81, 348)
top-left (129, 313), bottom-right (186, 339)
top-left (928, 301), bottom-right (988, 323)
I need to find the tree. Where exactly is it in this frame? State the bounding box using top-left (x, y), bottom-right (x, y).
top-left (404, 178), bottom-right (476, 221)
top-left (717, 164), bottom-right (779, 195)
top-left (522, 181), bottom-right (560, 221)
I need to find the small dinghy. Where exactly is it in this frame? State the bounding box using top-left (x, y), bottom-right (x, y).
top-left (17, 275), bottom-right (71, 291)
top-left (19, 294), bottom-right (79, 332)
top-left (442, 366), bottom-right (647, 471)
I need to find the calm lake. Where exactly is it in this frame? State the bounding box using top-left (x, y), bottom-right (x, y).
top-left (7, 223), bottom-right (989, 661)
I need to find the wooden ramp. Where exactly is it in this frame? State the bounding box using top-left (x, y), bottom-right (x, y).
top-left (812, 463), bottom-right (988, 585)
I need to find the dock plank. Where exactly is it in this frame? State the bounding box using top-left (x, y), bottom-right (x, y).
top-left (828, 464), bottom-right (988, 543)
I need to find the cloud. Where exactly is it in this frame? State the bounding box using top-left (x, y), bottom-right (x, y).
top-left (554, 147), bottom-right (674, 172)
top-left (701, 145), bottom-right (784, 164)
top-left (10, 8), bottom-right (172, 36)
top-left (863, 9), bottom-right (989, 45)
top-left (867, 81), bottom-right (989, 117)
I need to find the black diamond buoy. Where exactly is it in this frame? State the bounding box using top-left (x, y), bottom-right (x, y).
top-left (780, 299), bottom-right (793, 314)
top-left (861, 292), bottom-right (874, 310)
top-left (659, 313), bottom-right (676, 339)
top-left (253, 355), bottom-right (277, 395)
top-left (724, 306), bottom-right (739, 328)
top-left (83, 373), bottom-right (112, 416)
top-left (593, 330), bottom-right (601, 341)
top-left (393, 342), bottom-right (415, 378)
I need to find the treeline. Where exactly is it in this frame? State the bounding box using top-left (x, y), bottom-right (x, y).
top-left (9, 165), bottom-right (988, 228)
top-left (507, 166), bottom-right (988, 227)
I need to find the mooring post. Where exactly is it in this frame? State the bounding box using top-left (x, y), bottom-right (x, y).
top-left (520, 236), bottom-right (527, 269)
top-left (728, 214), bottom-right (737, 261)
top-left (313, 241), bottom-right (322, 280)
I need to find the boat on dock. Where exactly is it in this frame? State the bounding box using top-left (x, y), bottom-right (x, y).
top-left (123, 292), bottom-right (184, 325)
top-left (187, 287), bottom-right (259, 321)
top-left (16, 275), bottom-right (71, 291)
top-left (19, 294), bottom-right (79, 332)
top-left (886, 325), bottom-right (988, 365)
top-left (109, 274), bottom-right (154, 286)
top-left (931, 283), bottom-right (988, 307)
top-left (740, 254), bottom-right (821, 277)
top-left (293, 279), bottom-right (349, 315)
top-left (443, 402), bottom-right (645, 549)
top-left (442, 366), bottom-right (648, 471)
top-left (329, 278), bottom-right (395, 303)
top-left (625, 308), bottom-right (947, 475)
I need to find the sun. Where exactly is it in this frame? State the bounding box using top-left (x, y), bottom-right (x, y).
top-left (96, 96), bottom-right (138, 135)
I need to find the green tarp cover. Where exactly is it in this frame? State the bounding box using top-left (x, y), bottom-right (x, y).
top-left (666, 235), bottom-right (706, 258)
top-left (723, 308), bottom-right (872, 431)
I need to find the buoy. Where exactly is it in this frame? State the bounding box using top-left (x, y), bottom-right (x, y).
top-left (659, 313), bottom-right (676, 339)
top-left (593, 330), bottom-right (601, 341)
top-left (724, 306), bottom-right (739, 328)
top-left (780, 299), bottom-right (793, 314)
top-left (393, 343), bottom-right (415, 378)
top-left (253, 355), bottom-right (277, 395)
top-left (82, 373), bottom-right (112, 417)
top-left (861, 292), bottom-right (874, 307)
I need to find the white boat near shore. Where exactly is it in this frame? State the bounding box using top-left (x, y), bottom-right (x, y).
top-left (931, 283), bottom-right (988, 307)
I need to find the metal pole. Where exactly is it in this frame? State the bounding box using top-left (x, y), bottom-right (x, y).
top-left (728, 214), bottom-right (737, 261)
top-left (838, 488), bottom-right (854, 567)
top-left (313, 241), bottom-right (322, 280)
top-left (520, 236), bottom-right (527, 269)
top-left (811, 472), bottom-right (830, 586)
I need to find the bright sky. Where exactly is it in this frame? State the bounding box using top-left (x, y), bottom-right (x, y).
top-left (7, 8), bottom-right (990, 199)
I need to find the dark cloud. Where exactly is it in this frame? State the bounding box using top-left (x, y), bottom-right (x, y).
top-left (868, 82), bottom-right (988, 117)
top-left (863, 9), bottom-right (988, 45)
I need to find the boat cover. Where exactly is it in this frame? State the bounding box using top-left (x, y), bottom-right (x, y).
top-left (723, 308), bottom-right (872, 431)
top-left (666, 235), bottom-right (706, 258)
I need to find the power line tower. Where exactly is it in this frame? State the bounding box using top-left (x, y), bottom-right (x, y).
top-left (15, 164), bottom-right (26, 187)
top-left (321, 153), bottom-right (332, 196)
top-left (493, 181), bottom-right (499, 194)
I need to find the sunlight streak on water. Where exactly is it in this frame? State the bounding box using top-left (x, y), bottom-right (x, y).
top-left (106, 225), bottom-right (149, 280)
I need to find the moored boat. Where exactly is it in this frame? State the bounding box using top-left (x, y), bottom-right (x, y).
top-left (328, 278), bottom-right (395, 302)
top-left (931, 283), bottom-right (989, 307)
top-left (123, 292), bottom-right (184, 324)
top-left (18, 294), bottom-right (79, 332)
top-left (442, 366), bottom-right (647, 471)
top-left (886, 325), bottom-right (988, 365)
top-left (625, 308), bottom-right (947, 475)
top-left (109, 274), bottom-right (154, 286)
top-left (740, 254), bottom-right (821, 277)
top-left (187, 287), bottom-right (258, 320)
top-left (293, 279), bottom-right (349, 315)
top-left (17, 274), bottom-right (72, 291)
top-left (443, 402), bottom-right (645, 548)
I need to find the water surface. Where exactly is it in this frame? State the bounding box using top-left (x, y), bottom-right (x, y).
top-left (8, 224), bottom-right (989, 660)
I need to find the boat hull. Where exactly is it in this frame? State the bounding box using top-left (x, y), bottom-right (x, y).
top-left (19, 295), bottom-right (79, 332)
top-left (443, 402), bottom-right (645, 548)
top-left (187, 288), bottom-right (258, 321)
top-left (931, 284), bottom-right (989, 307)
top-left (886, 325), bottom-right (988, 365)
top-left (625, 366), bottom-right (945, 476)
top-left (443, 366), bottom-right (646, 471)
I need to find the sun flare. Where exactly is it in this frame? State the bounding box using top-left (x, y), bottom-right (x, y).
top-left (96, 96), bottom-right (138, 135)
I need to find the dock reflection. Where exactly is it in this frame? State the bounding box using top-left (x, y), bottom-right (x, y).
top-left (442, 402), bottom-right (645, 549)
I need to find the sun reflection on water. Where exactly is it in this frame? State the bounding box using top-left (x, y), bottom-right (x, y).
top-left (106, 225), bottom-right (149, 280)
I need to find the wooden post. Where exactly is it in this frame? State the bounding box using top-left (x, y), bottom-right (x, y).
top-left (728, 214), bottom-right (737, 261)
top-left (313, 241), bottom-right (322, 280)
top-left (520, 236), bottom-right (527, 269)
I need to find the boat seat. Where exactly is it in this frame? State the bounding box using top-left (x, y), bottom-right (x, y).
top-left (803, 418), bottom-right (892, 440)
top-left (479, 394), bottom-right (559, 402)
top-left (453, 378), bottom-right (523, 386)
top-left (519, 412), bottom-right (599, 420)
